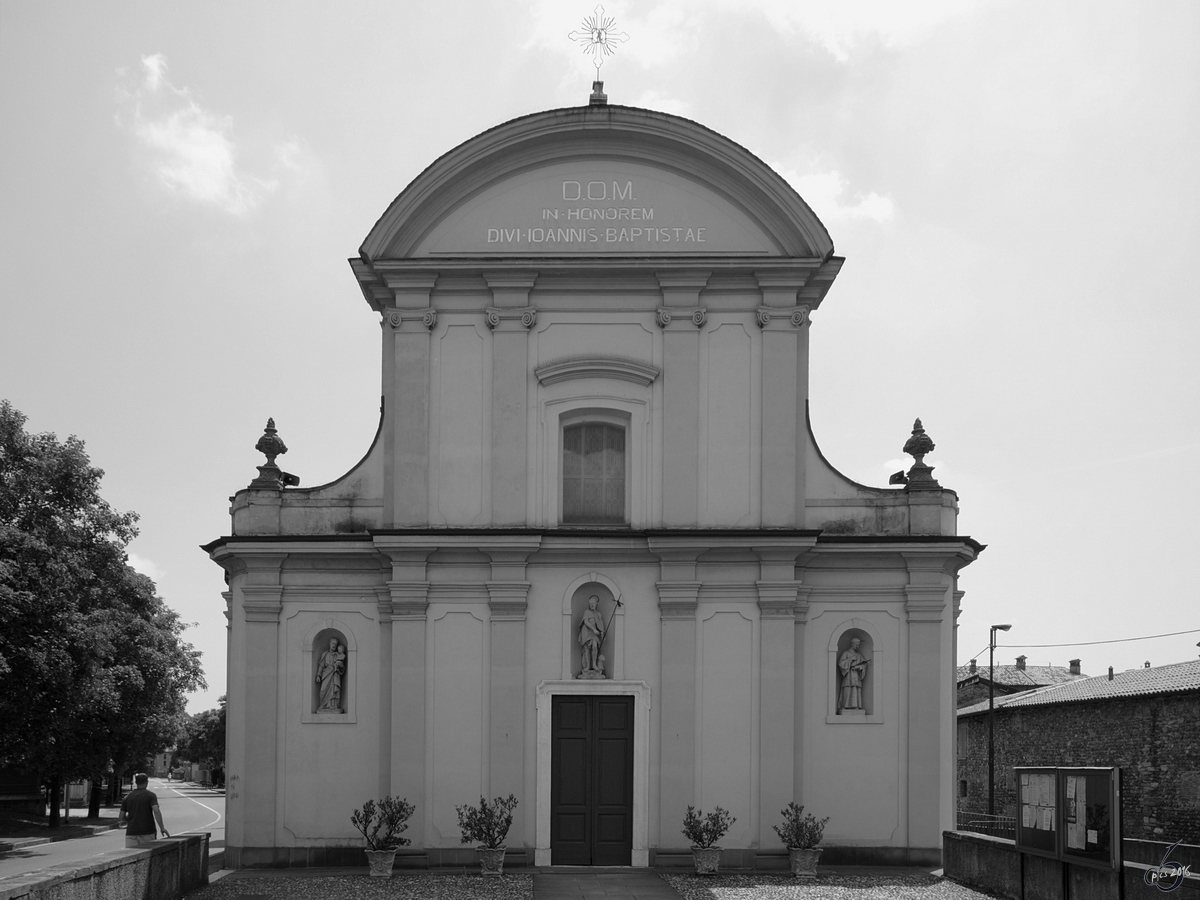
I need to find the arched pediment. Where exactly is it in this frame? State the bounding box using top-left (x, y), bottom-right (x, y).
top-left (360, 105), bottom-right (834, 261)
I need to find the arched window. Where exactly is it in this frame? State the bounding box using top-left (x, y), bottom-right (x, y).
top-left (562, 421), bottom-right (626, 524)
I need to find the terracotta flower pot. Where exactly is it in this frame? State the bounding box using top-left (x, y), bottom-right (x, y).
top-left (788, 847), bottom-right (822, 878)
top-left (691, 846), bottom-right (722, 875)
top-left (477, 845), bottom-right (507, 876)
top-left (365, 848), bottom-right (396, 877)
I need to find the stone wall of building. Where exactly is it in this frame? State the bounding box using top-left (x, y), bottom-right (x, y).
top-left (957, 692), bottom-right (1200, 844)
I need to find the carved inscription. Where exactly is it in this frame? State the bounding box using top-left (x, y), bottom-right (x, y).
top-left (486, 179), bottom-right (707, 247)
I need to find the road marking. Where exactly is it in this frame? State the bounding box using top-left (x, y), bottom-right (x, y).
top-left (156, 781), bottom-right (223, 832)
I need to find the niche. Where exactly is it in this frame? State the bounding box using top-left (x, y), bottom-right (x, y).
top-left (834, 628), bottom-right (874, 717)
top-left (569, 582), bottom-right (618, 680)
top-left (311, 628), bottom-right (349, 715)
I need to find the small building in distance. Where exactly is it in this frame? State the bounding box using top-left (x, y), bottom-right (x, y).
top-left (956, 658), bottom-right (1200, 844)
top-left (956, 655), bottom-right (1087, 709)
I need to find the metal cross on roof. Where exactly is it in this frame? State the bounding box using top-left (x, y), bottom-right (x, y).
top-left (568, 5), bottom-right (629, 78)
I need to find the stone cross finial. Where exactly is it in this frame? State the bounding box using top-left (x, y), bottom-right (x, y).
top-left (902, 418), bottom-right (940, 490)
top-left (250, 417), bottom-right (289, 488)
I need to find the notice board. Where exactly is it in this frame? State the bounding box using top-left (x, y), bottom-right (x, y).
top-left (1015, 766), bottom-right (1058, 859)
top-left (1013, 766), bottom-right (1121, 870)
top-left (1059, 767), bottom-right (1121, 869)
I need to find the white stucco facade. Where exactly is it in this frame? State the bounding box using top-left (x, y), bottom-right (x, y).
top-left (206, 102), bottom-right (982, 869)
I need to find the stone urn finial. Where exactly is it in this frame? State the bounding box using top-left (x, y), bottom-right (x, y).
top-left (902, 418), bottom-right (940, 490)
top-left (250, 417), bottom-right (289, 488)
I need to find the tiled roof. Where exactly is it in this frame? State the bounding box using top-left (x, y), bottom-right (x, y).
top-left (958, 659), bottom-right (1200, 717)
top-left (956, 663), bottom-right (1085, 688)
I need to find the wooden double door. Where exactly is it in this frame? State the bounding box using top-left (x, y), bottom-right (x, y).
top-left (550, 695), bottom-right (634, 865)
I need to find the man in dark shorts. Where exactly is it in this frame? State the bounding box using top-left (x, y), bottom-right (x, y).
top-left (118, 773), bottom-right (169, 847)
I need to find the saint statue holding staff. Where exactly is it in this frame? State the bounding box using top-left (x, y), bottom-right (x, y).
top-left (838, 637), bottom-right (869, 711)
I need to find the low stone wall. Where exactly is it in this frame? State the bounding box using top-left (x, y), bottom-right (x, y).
top-left (0, 834), bottom-right (207, 900)
top-left (944, 830), bottom-right (1200, 900)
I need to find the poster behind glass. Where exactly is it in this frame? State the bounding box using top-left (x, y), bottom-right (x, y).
top-left (1014, 766), bottom-right (1058, 859)
top-left (1058, 767), bottom-right (1121, 870)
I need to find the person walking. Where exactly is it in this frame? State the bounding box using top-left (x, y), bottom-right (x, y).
top-left (117, 773), bottom-right (169, 847)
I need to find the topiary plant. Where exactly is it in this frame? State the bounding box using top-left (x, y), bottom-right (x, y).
top-left (456, 794), bottom-right (519, 849)
top-left (682, 805), bottom-right (736, 848)
top-left (350, 796), bottom-right (415, 851)
top-left (773, 802), bottom-right (829, 849)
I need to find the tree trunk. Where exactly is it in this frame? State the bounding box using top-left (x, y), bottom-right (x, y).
top-left (47, 774), bottom-right (61, 829)
top-left (88, 774), bottom-right (102, 819)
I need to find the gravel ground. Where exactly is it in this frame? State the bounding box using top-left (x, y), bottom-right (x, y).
top-left (662, 873), bottom-right (997, 900)
top-left (188, 873), bottom-right (534, 900)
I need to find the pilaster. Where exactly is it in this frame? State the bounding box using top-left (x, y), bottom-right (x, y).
top-left (793, 584), bottom-right (811, 805)
top-left (382, 273), bottom-right (438, 526)
top-left (657, 271), bottom-right (709, 526)
top-left (376, 586), bottom-right (393, 799)
top-left (234, 554), bottom-right (285, 851)
top-left (755, 272), bottom-right (808, 527)
top-left (753, 543), bottom-right (802, 845)
top-left (757, 582), bottom-right (797, 847)
top-left (485, 272), bottom-right (537, 525)
top-left (903, 552), bottom-right (952, 852)
top-left (656, 580), bottom-right (699, 846)
top-left (481, 537), bottom-right (539, 827)
top-left (374, 539), bottom-right (435, 845)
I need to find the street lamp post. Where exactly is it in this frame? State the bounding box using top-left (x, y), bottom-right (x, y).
top-left (989, 623), bottom-right (1012, 818)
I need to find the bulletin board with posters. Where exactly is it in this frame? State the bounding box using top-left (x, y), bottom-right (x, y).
top-left (1058, 767), bottom-right (1121, 870)
top-left (1015, 767), bottom-right (1059, 859)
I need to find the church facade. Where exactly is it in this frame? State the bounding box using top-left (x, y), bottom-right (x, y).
top-left (205, 99), bottom-right (982, 869)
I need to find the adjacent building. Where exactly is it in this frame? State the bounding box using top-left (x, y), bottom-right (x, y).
top-left (956, 656), bottom-right (1087, 709)
top-left (957, 659), bottom-right (1200, 844)
top-left (205, 97), bottom-right (984, 869)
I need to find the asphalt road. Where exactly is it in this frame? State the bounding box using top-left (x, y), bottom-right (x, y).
top-left (0, 778), bottom-right (224, 881)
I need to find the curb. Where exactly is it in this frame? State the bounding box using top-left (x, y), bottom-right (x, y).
top-left (0, 822), bottom-right (121, 853)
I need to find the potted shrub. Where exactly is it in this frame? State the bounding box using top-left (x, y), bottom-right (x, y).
top-left (772, 802), bottom-right (829, 878)
top-left (682, 805), bottom-right (735, 874)
top-left (350, 796), bottom-right (415, 877)
top-left (456, 794), bottom-right (518, 876)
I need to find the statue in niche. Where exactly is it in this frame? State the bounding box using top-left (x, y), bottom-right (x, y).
top-left (315, 637), bottom-right (347, 712)
top-left (837, 637), bottom-right (869, 713)
top-left (577, 595), bottom-right (607, 680)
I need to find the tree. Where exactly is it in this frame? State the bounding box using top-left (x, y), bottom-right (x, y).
top-left (0, 401), bottom-right (204, 825)
top-left (178, 696), bottom-right (226, 774)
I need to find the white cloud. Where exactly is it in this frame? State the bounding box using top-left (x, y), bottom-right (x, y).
top-left (779, 167), bottom-right (895, 224)
top-left (631, 90), bottom-right (692, 117)
top-left (117, 54), bottom-right (302, 216)
top-left (126, 552), bottom-right (163, 582)
top-left (718, 0), bottom-right (976, 62)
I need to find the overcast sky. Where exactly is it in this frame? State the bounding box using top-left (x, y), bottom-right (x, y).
top-left (2, 1), bottom-right (1197, 713)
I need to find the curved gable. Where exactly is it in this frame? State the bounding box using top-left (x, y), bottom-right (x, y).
top-left (360, 105), bottom-right (834, 261)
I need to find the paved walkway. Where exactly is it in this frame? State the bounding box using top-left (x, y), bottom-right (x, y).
top-left (534, 868), bottom-right (683, 899)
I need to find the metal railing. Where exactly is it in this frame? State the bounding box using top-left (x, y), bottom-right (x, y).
top-left (956, 809), bottom-right (1016, 840)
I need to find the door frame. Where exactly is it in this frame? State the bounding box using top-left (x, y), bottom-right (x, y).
top-left (536, 680), bottom-right (651, 866)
